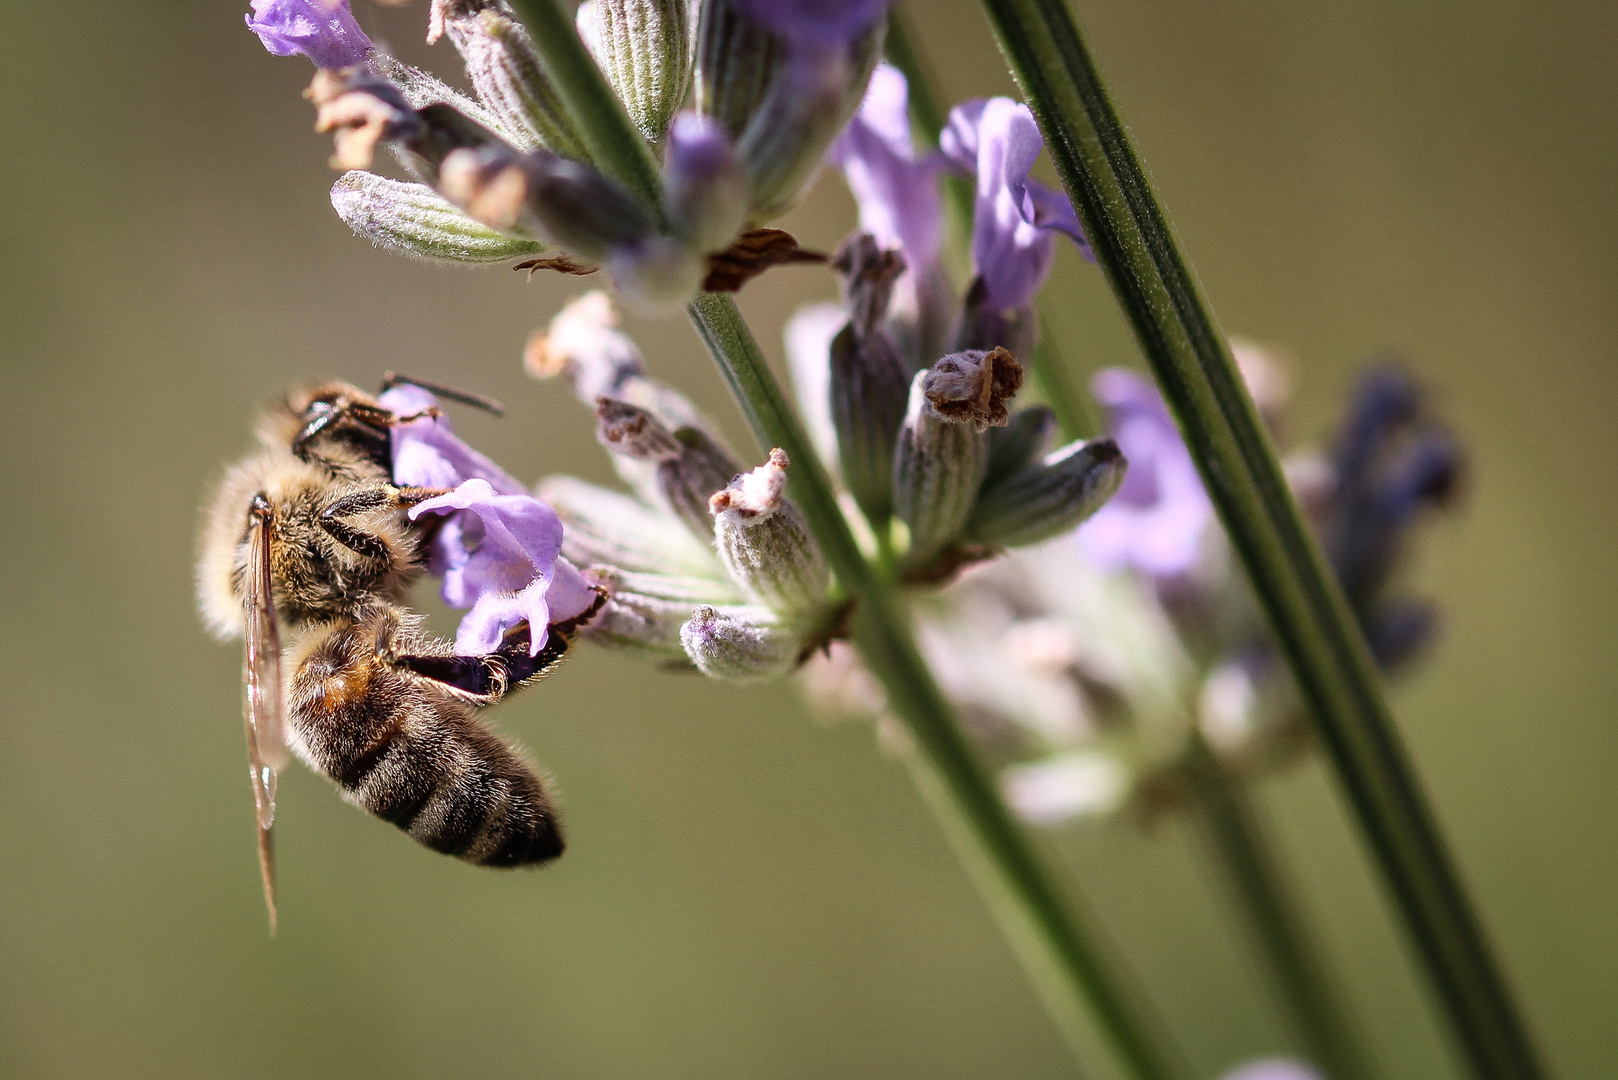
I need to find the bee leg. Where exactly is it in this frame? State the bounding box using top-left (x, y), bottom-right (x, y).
top-left (317, 488), bottom-right (396, 562)
top-left (294, 400), bottom-right (415, 472)
top-left (392, 653), bottom-right (509, 702)
top-left (391, 615), bottom-right (585, 703)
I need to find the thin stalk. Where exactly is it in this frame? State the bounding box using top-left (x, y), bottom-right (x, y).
top-left (507, 3), bottom-right (1177, 1073)
top-left (895, 6), bottom-right (1358, 1067)
top-left (886, 6), bottom-right (1096, 439)
top-left (975, 3), bottom-right (1546, 1079)
top-left (1186, 735), bottom-right (1372, 1080)
top-left (507, 0), bottom-right (665, 215)
top-left (689, 294), bottom-right (1174, 1080)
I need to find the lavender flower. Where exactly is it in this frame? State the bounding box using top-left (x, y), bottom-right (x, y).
top-left (410, 480), bottom-right (598, 656)
top-left (246, 0), bottom-right (372, 70)
top-left (941, 96), bottom-right (1091, 311)
top-left (379, 385), bottom-right (594, 655)
top-left (1076, 368), bottom-right (1213, 582)
top-left (827, 63), bottom-right (944, 285)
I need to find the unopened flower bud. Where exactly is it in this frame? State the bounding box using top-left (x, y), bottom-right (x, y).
top-left (580, 565), bottom-right (745, 656)
top-left (680, 604), bottom-right (801, 681)
top-left (696, 0), bottom-right (885, 223)
top-left (596, 399), bottom-right (741, 540)
top-left (607, 235), bottom-right (708, 311)
top-left (430, 0), bottom-right (590, 159)
top-left (967, 437), bottom-right (1126, 549)
top-left (539, 474), bottom-right (724, 578)
top-left (527, 292), bottom-right (720, 437)
top-left (827, 323), bottom-right (907, 528)
top-left (330, 171), bottom-right (545, 262)
top-left (984, 404), bottom-right (1058, 486)
top-left (438, 145), bottom-right (534, 232)
top-left (577, 0), bottom-right (693, 143)
top-left (825, 233), bottom-right (910, 526)
top-left (709, 449), bottom-right (830, 615)
top-left (664, 113), bottom-right (749, 252)
top-left (893, 370), bottom-right (988, 566)
top-left (519, 149), bottom-right (656, 261)
top-left (313, 77), bottom-right (422, 171)
top-left (694, 0), bottom-right (781, 139)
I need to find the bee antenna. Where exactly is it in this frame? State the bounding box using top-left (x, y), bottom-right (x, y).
top-left (380, 372), bottom-right (505, 418)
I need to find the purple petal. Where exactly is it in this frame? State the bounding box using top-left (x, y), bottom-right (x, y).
top-left (943, 97), bottom-right (1091, 309)
top-left (828, 64), bottom-right (945, 280)
top-left (1075, 369), bottom-right (1213, 580)
top-left (246, 0), bottom-right (372, 70)
top-left (732, 0), bottom-right (890, 46)
top-left (380, 386), bottom-right (526, 496)
top-left (411, 479), bottom-right (571, 656)
top-left (455, 578), bottom-right (554, 656)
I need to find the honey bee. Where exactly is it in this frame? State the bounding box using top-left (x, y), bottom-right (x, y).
top-left (198, 376), bottom-right (598, 930)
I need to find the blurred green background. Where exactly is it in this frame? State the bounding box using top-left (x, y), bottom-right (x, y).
top-left (1, 1), bottom-right (1613, 1077)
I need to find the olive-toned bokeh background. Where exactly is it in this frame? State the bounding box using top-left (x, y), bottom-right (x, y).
top-left (2, 2), bottom-right (1613, 1078)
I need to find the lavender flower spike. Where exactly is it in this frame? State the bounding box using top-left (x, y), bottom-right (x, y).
top-left (828, 63), bottom-right (944, 284)
top-left (941, 97), bottom-right (1091, 310)
top-left (410, 479), bottom-right (598, 656)
top-left (1076, 368), bottom-right (1213, 581)
top-left (246, 0), bottom-right (372, 70)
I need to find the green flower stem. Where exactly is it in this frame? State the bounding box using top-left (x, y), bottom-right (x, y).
top-left (511, 5), bottom-right (1176, 1073)
top-left (1186, 735), bottom-right (1372, 1080)
top-left (975, 3), bottom-right (1546, 1079)
top-left (894, 9), bottom-right (1360, 1070)
top-left (507, 0), bottom-right (665, 216)
top-left (688, 293), bottom-right (1173, 1080)
top-left (885, 7), bottom-right (1096, 440)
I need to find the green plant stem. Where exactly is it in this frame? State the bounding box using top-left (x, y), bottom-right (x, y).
top-left (507, 0), bottom-right (665, 215)
top-left (886, 6), bottom-right (1096, 440)
top-left (1186, 736), bottom-right (1371, 1080)
top-left (688, 293), bottom-right (1173, 1080)
top-left (895, 9), bottom-right (1357, 1071)
top-left (975, 3), bottom-right (1546, 1079)
top-left (509, 3), bottom-right (1176, 1073)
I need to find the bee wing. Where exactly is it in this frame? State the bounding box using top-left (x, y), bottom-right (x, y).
top-left (243, 501), bottom-right (287, 932)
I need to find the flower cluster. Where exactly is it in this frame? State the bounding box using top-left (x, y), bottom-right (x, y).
top-left (784, 66), bottom-right (1118, 583)
top-left (250, 0), bottom-right (892, 307)
top-left (807, 350), bottom-right (1462, 825)
top-left (521, 291), bottom-right (840, 680)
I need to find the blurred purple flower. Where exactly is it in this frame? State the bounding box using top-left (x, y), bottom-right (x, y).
top-left (732, 0), bottom-right (890, 46)
top-left (1075, 368), bottom-right (1212, 580)
top-left (828, 63), bottom-right (945, 287)
top-left (245, 0), bottom-right (372, 70)
top-left (941, 97), bottom-right (1091, 310)
top-left (410, 479), bottom-right (597, 656)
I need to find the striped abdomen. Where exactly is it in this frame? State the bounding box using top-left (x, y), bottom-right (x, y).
top-left (286, 609), bottom-right (564, 866)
